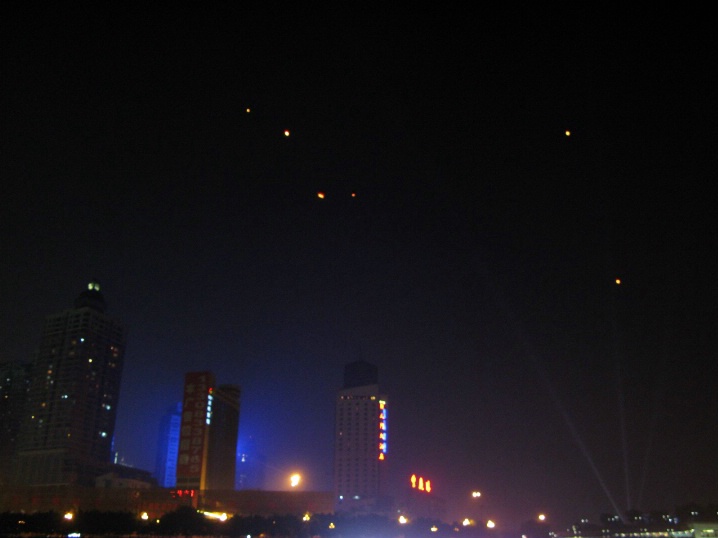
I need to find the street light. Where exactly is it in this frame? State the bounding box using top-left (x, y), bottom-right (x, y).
top-left (464, 490), bottom-right (481, 525)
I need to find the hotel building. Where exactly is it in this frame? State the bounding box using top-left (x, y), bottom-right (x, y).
top-left (333, 360), bottom-right (389, 513)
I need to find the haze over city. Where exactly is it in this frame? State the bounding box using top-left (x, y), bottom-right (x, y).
top-left (1, 4), bottom-right (715, 530)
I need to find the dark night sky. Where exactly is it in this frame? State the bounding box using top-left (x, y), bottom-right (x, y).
top-left (1, 4), bottom-right (716, 530)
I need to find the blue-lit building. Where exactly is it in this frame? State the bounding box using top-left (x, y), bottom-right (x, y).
top-left (154, 402), bottom-right (182, 487)
top-left (235, 435), bottom-right (267, 490)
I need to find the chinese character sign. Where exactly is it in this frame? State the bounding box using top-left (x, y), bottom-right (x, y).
top-left (378, 399), bottom-right (388, 460)
top-left (176, 371), bottom-right (215, 488)
top-left (410, 474), bottom-right (432, 493)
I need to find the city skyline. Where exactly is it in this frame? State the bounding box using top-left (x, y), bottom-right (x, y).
top-left (2, 4), bottom-right (715, 530)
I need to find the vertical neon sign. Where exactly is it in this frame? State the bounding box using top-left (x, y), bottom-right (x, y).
top-left (378, 400), bottom-right (387, 460)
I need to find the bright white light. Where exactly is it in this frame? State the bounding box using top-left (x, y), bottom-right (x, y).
top-left (200, 511), bottom-right (228, 521)
top-left (472, 491), bottom-right (482, 498)
top-left (64, 512), bottom-right (74, 520)
top-left (399, 515), bottom-right (408, 524)
top-left (290, 473), bottom-right (301, 488)
top-left (487, 520), bottom-right (496, 528)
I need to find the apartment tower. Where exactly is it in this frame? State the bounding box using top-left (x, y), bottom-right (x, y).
top-left (13, 280), bottom-right (127, 486)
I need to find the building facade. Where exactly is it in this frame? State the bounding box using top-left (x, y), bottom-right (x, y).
top-left (13, 280), bottom-right (127, 486)
top-left (333, 360), bottom-right (389, 514)
top-left (154, 402), bottom-right (182, 488)
top-left (176, 372), bottom-right (240, 492)
top-left (0, 360), bottom-right (31, 486)
top-left (205, 384), bottom-right (241, 490)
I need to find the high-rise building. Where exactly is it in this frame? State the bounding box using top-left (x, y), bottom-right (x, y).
top-left (154, 402), bottom-right (182, 488)
top-left (205, 384), bottom-right (241, 490)
top-left (0, 360), bottom-right (31, 486)
top-left (333, 360), bottom-right (389, 513)
top-left (13, 280), bottom-right (127, 486)
top-left (176, 372), bottom-right (240, 491)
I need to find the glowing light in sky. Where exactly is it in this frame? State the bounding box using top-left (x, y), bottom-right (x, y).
top-left (615, 278), bottom-right (621, 285)
top-left (284, 129), bottom-right (290, 136)
top-left (290, 473), bottom-right (301, 487)
top-left (317, 192), bottom-right (325, 199)
top-left (565, 130), bottom-right (571, 136)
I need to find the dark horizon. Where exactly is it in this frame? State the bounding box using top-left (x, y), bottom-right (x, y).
top-left (2, 4), bottom-right (715, 531)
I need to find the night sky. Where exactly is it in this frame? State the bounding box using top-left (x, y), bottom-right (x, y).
top-left (1, 4), bottom-right (715, 530)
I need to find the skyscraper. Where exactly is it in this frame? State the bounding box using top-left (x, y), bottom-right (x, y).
top-left (176, 372), bottom-right (240, 491)
top-left (206, 384), bottom-right (241, 490)
top-left (0, 360), bottom-right (30, 486)
top-left (154, 402), bottom-right (182, 488)
top-left (13, 280), bottom-right (127, 486)
top-left (333, 360), bottom-right (389, 513)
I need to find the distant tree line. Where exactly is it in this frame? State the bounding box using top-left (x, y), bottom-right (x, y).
top-left (0, 507), bottom-right (453, 537)
top-left (1, 503), bottom-right (715, 537)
